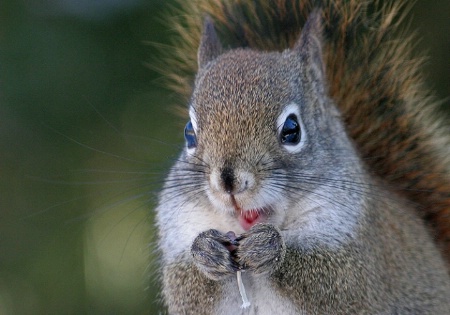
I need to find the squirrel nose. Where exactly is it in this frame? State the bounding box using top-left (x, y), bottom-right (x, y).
top-left (220, 167), bottom-right (235, 194)
top-left (211, 167), bottom-right (255, 195)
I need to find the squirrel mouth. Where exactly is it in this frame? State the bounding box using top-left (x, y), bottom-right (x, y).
top-left (238, 209), bottom-right (265, 231)
top-left (230, 195), bottom-right (268, 230)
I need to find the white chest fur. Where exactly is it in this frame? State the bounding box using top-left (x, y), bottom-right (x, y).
top-left (215, 273), bottom-right (305, 315)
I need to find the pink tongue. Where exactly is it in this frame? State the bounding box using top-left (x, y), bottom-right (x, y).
top-left (239, 210), bottom-right (260, 231)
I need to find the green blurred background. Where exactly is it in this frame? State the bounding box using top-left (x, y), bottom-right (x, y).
top-left (0, 0), bottom-right (448, 314)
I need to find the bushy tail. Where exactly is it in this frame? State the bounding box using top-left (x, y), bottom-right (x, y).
top-left (163, 0), bottom-right (450, 264)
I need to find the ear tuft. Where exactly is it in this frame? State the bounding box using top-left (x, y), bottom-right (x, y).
top-left (198, 16), bottom-right (223, 69)
top-left (294, 10), bottom-right (325, 81)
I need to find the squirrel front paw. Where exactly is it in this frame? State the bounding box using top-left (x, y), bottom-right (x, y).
top-left (236, 224), bottom-right (285, 275)
top-left (191, 229), bottom-right (239, 280)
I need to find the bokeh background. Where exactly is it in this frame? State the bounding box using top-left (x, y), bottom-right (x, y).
top-left (0, 0), bottom-right (448, 314)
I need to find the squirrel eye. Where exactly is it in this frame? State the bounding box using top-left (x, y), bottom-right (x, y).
top-left (280, 114), bottom-right (301, 145)
top-left (184, 120), bottom-right (197, 149)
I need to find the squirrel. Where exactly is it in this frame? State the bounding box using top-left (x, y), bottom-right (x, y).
top-left (155, 0), bottom-right (450, 314)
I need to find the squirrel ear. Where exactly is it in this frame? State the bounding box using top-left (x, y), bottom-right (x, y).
top-left (198, 16), bottom-right (223, 69)
top-left (293, 10), bottom-right (325, 82)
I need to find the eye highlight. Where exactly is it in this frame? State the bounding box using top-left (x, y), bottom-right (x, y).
top-left (280, 114), bottom-right (301, 145)
top-left (184, 120), bottom-right (197, 149)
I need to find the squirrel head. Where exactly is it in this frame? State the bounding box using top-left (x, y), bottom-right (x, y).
top-left (182, 11), bottom-right (356, 231)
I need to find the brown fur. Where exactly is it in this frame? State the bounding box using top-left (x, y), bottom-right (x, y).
top-left (163, 258), bottom-right (222, 314)
top-left (162, 0), bottom-right (450, 265)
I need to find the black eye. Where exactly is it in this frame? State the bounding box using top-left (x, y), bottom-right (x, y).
top-left (184, 120), bottom-right (197, 149)
top-left (280, 114), bottom-right (301, 145)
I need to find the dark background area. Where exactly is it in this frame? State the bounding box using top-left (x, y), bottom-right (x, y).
top-left (0, 0), bottom-right (448, 314)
